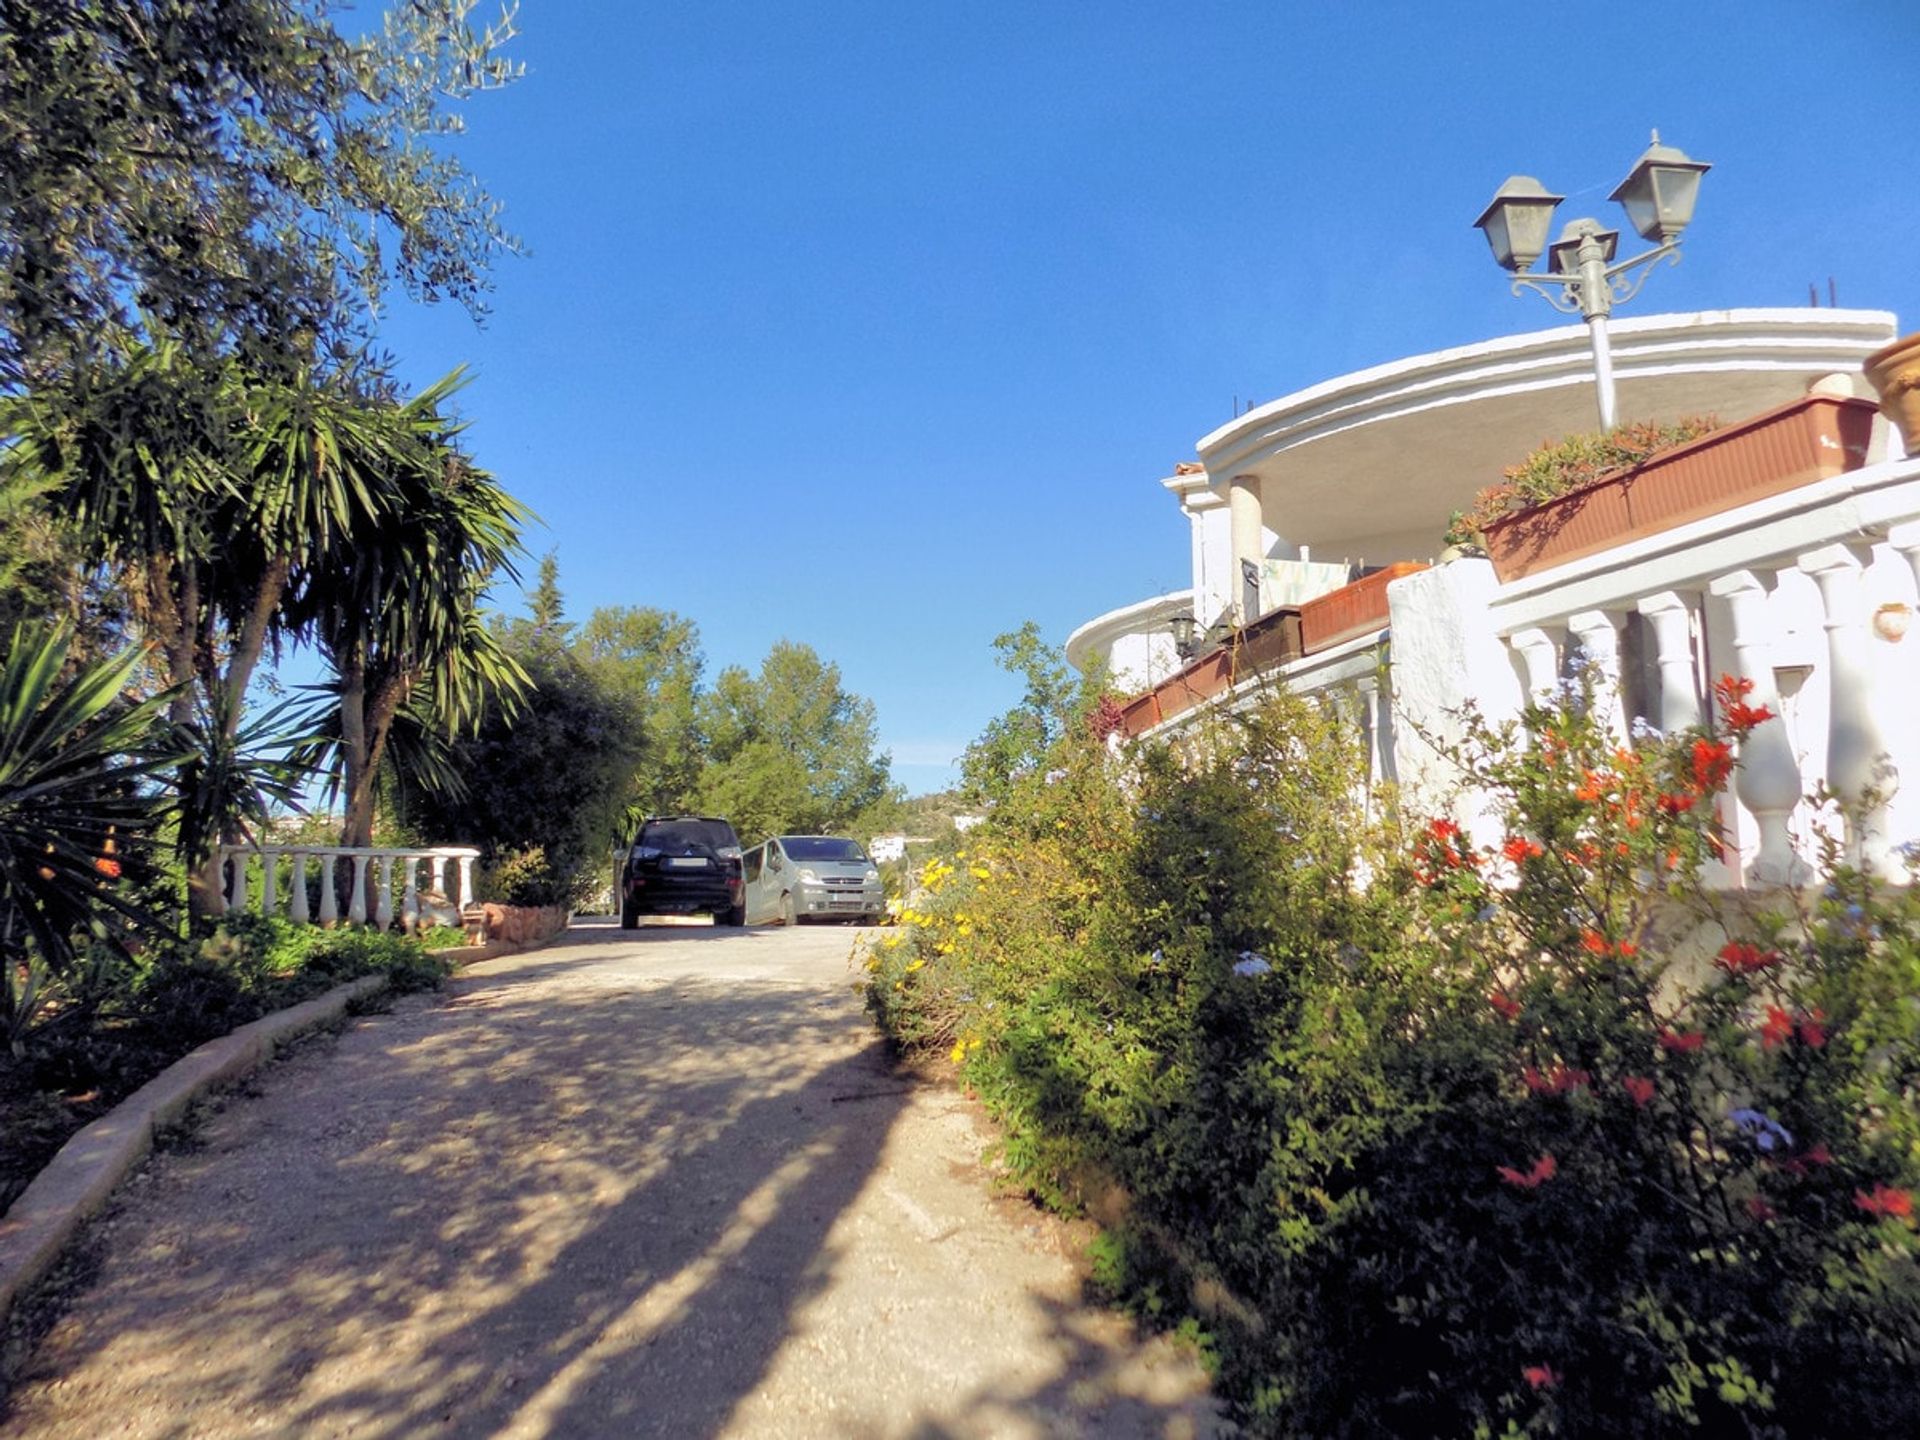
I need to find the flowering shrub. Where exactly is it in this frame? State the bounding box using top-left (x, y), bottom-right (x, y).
top-left (866, 666), bottom-right (1920, 1437)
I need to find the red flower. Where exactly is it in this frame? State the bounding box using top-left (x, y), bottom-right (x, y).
top-left (1580, 929), bottom-right (1609, 955)
top-left (1522, 1364), bottom-right (1561, 1391)
top-left (1655, 790), bottom-right (1696, 815)
top-left (1854, 1185), bottom-right (1914, 1220)
top-left (1521, 1064), bottom-right (1586, 1095)
top-left (93, 855), bottom-right (122, 878)
top-left (1623, 1076), bottom-right (1655, 1107)
top-left (1804, 1142), bottom-right (1832, 1167)
top-left (1658, 1028), bottom-right (1706, 1054)
top-left (1498, 1154), bottom-right (1558, 1189)
top-left (1714, 941), bottom-right (1781, 977)
top-left (1715, 674), bottom-right (1775, 734)
top-left (1691, 738), bottom-right (1735, 792)
top-left (1799, 1010), bottom-right (1827, 1049)
top-left (1574, 770), bottom-right (1605, 804)
top-left (1502, 835), bottom-right (1544, 863)
top-left (1760, 1006), bottom-right (1795, 1049)
top-left (1489, 992), bottom-right (1522, 1021)
top-left (1747, 1196), bottom-right (1778, 1222)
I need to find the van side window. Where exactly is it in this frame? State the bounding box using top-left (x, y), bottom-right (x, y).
top-left (743, 847), bottom-right (762, 883)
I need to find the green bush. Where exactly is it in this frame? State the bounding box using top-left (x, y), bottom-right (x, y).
top-left (480, 845), bottom-right (574, 908)
top-left (866, 673), bottom-right (1920, 1437)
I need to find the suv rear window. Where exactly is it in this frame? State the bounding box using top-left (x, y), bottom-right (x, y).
top-left (637, 818), bottom-right (738, 851)
top-left (781, 837), bottom-right (868, 861)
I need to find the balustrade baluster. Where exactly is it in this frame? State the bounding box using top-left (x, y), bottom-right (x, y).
top-left (318, 854), bottom-right (339, 926)
top-left (1800, 544), bottom-right (1898, 877)
top-left (430, 855), bottom-right (448, 898)
top-left (1508, 628), bottom-right (1559, 708)
top-left (457, 855), bottom-right (475, 909)
top-left (1567, 611), bottom-right (1629, 744)
top-left (374, 856), bottom-right (395, 930)
top-left (1710, 570), bottom-right (1810, 885)
top-left (289, 852), bottom-right (310, 924)
top-left (261, 851), bottom-right (278, 917)
top-left (226, 849), bottom-right (249, 913)
top-left (1635, 591), bottom-right (1702, 736)
top-left (348, 854), bottom-right (370, 926)
top-left (402, 858), bottom-right (421, 931)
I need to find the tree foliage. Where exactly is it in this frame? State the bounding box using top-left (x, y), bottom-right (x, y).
top-left (960, 621), bottom-right (1104, 809)
top-left (0, 0), bottom-right (521, 382)
top-left (695, 640), bottom-right (896, 843)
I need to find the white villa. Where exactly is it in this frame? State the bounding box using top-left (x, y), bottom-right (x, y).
top-left (1066, 307), bottom-right (1920, 889)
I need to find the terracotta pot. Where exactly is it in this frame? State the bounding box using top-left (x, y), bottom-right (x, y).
top-left (1300, 562), bottom-right (1429, 653)
top-left (1481, 393), bottom-right (1879, 582)
top-left (1864, 331), bottom-right (1920, 453)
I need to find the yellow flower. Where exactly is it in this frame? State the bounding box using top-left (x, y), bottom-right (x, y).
top-left (950, 1039), bottom-right (967, 1064)
top-left (906, 958), bottom-right (926, 973)
top-left (970, 865), bottom-right (991, 880)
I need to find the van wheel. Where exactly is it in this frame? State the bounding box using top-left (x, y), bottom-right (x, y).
top-left (718, 904), bottom-right (745, 928)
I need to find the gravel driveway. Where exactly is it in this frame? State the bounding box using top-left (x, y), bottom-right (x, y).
top-left (1, 918), bottom-right (1225, 1439)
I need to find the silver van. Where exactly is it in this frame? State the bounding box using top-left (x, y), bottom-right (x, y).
top-left (742, 835), bottom-right (885, 926)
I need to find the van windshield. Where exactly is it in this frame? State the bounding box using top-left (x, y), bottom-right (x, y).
top-left (780, 837), bottom-right (867, 862)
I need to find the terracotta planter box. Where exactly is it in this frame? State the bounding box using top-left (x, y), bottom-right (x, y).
top-left (1481, 394), bottom-right (1878, 582)
top-left (1236, 607), bottom-right (1304, 672)
top-left (1119, 690), bottom-right (1163, 738)
top-left (1300, 562), bottom-right (1428, 652)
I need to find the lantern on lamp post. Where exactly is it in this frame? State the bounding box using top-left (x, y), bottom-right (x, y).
top-left (1473, 133), bottom-right (1711, 429)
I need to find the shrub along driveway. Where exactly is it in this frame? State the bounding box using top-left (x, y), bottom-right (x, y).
top-left (0, 918), bottom-right (1223, 1439)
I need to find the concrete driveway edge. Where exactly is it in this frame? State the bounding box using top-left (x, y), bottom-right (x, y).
top-left (0, 972), bottom-right (389, 1334)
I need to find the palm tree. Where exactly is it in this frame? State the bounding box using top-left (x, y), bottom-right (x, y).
top-left (299, 374), bottom-right (531, 850)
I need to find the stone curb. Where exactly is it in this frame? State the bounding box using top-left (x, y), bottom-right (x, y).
top-left (0, 972), bottom-right (388, 1334)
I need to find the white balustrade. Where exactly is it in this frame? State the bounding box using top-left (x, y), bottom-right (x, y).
top-left (210, 844), bottom-right (482, 930)
top-left (1113, 447), bottom-right (1920, 896)
top-left (1801, 543), bottom-right (1899, 877)
top-left (1567, 610), bottom-right (1629, 744)
top-left (1635, 591), bottom-right (1703, 734)
top-left (1708, 570), bottom-right (1809, 885)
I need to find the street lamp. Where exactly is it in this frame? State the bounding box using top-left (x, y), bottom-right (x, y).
top-left (1473, 132), bottom-right (1710, 429)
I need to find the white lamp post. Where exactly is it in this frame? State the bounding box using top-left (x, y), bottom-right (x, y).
top-left (1473, 133), bottom-right (1710, 429)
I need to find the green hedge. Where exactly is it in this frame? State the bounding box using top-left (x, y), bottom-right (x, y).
top-left (866, 678), bottom-right (1920, 1437)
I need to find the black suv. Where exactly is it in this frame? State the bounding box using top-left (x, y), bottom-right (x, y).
top-left (619, 816), bottom-right (745, 928)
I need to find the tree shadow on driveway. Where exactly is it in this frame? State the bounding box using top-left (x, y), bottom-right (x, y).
top-left (1, 937), bottom-right (1223, 1439)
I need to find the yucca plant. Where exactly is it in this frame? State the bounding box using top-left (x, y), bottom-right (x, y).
top-left (0, 624), bottom-right (175, 1052)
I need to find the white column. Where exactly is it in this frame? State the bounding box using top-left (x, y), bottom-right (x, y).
top-left (1508, 628), bottom-right (1559, 707)
top-left (1227, 474), bottom-right (1263, 625)
top-left (430, 855), bottom-right (448, 897)
top-left (1710, 570), bottom-right (1809, 885)
top-left (402, 858), bottom-right (421, 932)
top-left (456, 855), bottom-right (476, 909)
top-left (289, 852), bottom-right (310, 924)
top-left (1567, 610), bottom-right (1629, 743)
top-left (1635, 590), bottom-right (1702, 736)
top-left (226, 849), bottom-right (248, 913)
top-left (261, 851), bottom-right (278, 918)
top-left (317, 854), bottom-right (339, 926)
top-left (348, 853), bottom-right (370, 926)
top-left (374, 855), bottom-right (395, 930)
top-left (1800, 544), bottom-right (1897, 877)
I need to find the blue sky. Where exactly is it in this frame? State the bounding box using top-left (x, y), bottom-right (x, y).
top-left (374, 0), bottom-right (1920, 794)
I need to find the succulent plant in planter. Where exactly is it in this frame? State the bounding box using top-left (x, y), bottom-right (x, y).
top-left (1443, 415), bottom-right (1722, 550)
